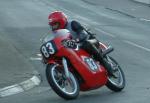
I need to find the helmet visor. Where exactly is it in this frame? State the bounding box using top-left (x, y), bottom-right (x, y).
top-left (50, 22), bottom-right (60, 31)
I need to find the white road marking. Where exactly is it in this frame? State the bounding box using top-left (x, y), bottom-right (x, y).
top-left (0, 76), bottom-right (41, 97)
top-left (95, 28), bottom-right (116, 38)
top-left (123, 40), bottom-right (150, 52)
top-left (30, 57), bottom-right (42, 61)
top-left (30, 54), bottom-right (42, 61)
top-left (36, 53), bottom-right (42, 57)
top-left (0, 85), bottom-right (24, 97)
top-left (140, 18), bottom-right (150, 22)
top-left (20, 76), bottom-right (41, 90)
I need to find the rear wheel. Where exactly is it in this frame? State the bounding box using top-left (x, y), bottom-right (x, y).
top-left (46, 64), bottom-right (80, 100)
top-left (106, 56), bottom-right (125, 92)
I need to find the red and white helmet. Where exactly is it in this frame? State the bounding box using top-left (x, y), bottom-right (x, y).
top-left (48, 11), bottom-right (68, 31)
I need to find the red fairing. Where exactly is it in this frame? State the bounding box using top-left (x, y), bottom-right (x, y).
top-left (49, 33), bottom-right (108, 91)
top-left (60, 48), bottom-right (107, 91)
top-left (43, 30), bottom-right (71, 64)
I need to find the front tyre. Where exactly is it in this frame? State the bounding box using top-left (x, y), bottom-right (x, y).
top-left (106, 56), bottom-right (125, 92)
top-left (46, 64), bottom-right (80, 100)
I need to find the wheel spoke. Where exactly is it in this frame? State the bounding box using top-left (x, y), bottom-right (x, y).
top-left (51, 65), bottom-right (78, 95)
top-left (62, 87), bottom-right (66, 91)
top-left (107, 57), bottom-right (124, 86)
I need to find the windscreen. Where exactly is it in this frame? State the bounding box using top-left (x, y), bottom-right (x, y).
top-left (43, 29), bottom-right (71, 43)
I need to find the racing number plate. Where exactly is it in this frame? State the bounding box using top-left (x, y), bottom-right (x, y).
top-left (40, 41), bottom-right (57, 59)
top-left (84, 57), bottom-right (99, 71)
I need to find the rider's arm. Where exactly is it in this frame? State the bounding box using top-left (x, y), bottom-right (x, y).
top-left (71, 20), bottom-right (84, 33)
top-left (71, 21), bottom-right (89, 42)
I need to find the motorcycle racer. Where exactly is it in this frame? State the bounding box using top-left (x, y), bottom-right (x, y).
top-left (48, 11), bottom-right (114, 76)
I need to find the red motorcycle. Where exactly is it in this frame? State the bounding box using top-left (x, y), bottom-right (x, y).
top-left (40, 29), bottom-right (125, 100)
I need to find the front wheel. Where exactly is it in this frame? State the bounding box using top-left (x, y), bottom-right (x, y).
top-left (106, 56), bottom-right (126, 92)
top-left (46, 64), bottom-right (80, 100)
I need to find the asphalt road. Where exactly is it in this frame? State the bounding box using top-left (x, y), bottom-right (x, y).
top-left (0, 0), bottom-right (150, 103)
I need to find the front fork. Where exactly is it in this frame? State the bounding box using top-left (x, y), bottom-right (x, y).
top-left (99, 42), bottom-right (115, 76)
top-left (62, 57), bottom-right (70, 78)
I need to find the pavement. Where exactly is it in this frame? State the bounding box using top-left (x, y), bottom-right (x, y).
top-left (0, 33), bottom-right (41, 97)
top-left (82, 0), bottom-right (150, 20)
top-left (133, 0), bottom-right (150, 4)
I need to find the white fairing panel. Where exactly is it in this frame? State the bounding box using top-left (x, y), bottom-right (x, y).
top-left (43, 29), bottom-right (71, 42)
top-left (54, 29), bottom-right (70, 37)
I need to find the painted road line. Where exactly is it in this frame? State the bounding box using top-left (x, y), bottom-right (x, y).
top-left (36, 53), bottom-right (42, 57)
top-left (0, 84), bottom-right (24, 97)
top-left (0, 75), bottom-right (41, 97)
top-left (140, 18), bottom-right (150, 22)
top-left (123, 40), bottom-right (150, 52)
top-left (30, 54), bottom-right (42, 61)
top-left (95, 28), bottom-right (116, 38)
top-left (20, 76), bottom-right (41, 90)
top-left (30, 57), bottom-right (42, 61)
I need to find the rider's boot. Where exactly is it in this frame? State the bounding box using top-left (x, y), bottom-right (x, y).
top-left (92, 46), bottom-right (116, 77)
top-left (82, 40), bottom-right (116, 77)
